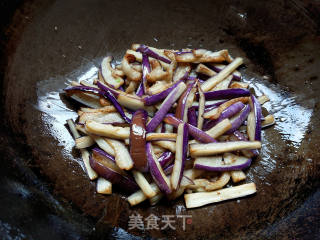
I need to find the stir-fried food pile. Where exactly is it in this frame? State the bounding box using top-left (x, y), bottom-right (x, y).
top-left (64, 44), bottom-right (275, 208)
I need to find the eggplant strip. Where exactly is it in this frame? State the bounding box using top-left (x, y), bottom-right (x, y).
top-left (210, 63), bottom-right (242, 81)
top-left (164, 114), bottom-right (217, 143)
top-left (153, 140), bottom-right (176, 152)
top-left (195, 63), bottom-right (217, 77)
top-left (127, 183), bottom-right (160, 206)
top-left (204, 97), bottom-right (249, 120)
top-left (75, 136), bottom-right (95, 149)
top-left (197, 83), bottom-right (205, 129)
top-left (184, 183), bottom-right (256, 208)
top-left (132, 170), bottom-right (156, 198)
top-left (85, 120), bottom-right (130, 139)
top-left (230, 170), bottom-right (246, 183)
top-left (122, 54), bottom-right (142, 81)
top-left (190, 141), bottom-right (261, 157)
top-left (258, 95), bottom-right (270, 105)
top-left (201, 57), bottom-right (243, 92)
top-left (205, 119), bottom-right (232, 139)
top-left (262, 114), bottom-right (275, 128)
top-left (106, 139), bottom-right (134, 170)
top-left (171, 123), bottom-right (188, 190)
top-left (230, 82), bottom-right (249, 89)
top-left (146, 133), bottom-right (177, 141)
top-left (101, 56), bottom-right (124, 89)
top-left (96, 178), bottom-right (112, 194)
top-left (66, 119), bottom-right (98, 180)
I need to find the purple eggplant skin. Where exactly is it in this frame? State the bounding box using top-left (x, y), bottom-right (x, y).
top-left (118, 85), bottom-right (125, 92)
top-left (96, 81), bottom-right (131, 124)
top-left (175, 51), bottom-right (192, 55)
top-left (89, 152), bottom-right (138, 193)
top-left (225, 104), bottom-right (251, 134)
top-left (203, 101), bottom-right (245, 130)
top-left (177, 123), bottom-right (189, 188)
top-left (251, 95), bottom-right (262, 141)
top-left (164, 114), bottom-right (217, 143)
top-left (233, 130), bottom-right (247, 141)
top-left (204, 100), bottom-right (228, 112)
top-left (163, 157), bottom-right (193, 176)
top-left (194, 159), bottom-right (252, 171)
top-left (143, 71), bottom-right (190, 106)
top-left (130, 109), bottom-right (148, 172)
top-left (158, 151), bottom-right (174, 168)
top-left (146, 143), bottom-right (172, 194)
top-left (163, 163), bottom-right (174, 175)
top-left (199, 88), bottom-right (250, 101)
top-left (136, 54), bottom-right (151, 97)
top-left (64, 85), bottom-right (130, 124)
top-left (188, 99), bottom-right (226, 117)
top-left (64, 85), bottom-right (129, 119)
top-left (175, 82), bottom-right (195, 120)
top-left (143, 80), bottom-right (183, 106)
top-left (136, 82), bottom-right (144, 97)
top-left (187, 107), bottom-right (198, 127)
top-left (146, 83), bottom-right (185, 132)
top-left (137, 44), bottom-right (171, 64)
top-left (232, 131), bottom-right (259, 157)
top-left (92, 148), bottom-right (115, 162)
top-left (210, 65), bottom-right (242, 81)
top-left (194, 157), bottom-right (252, 171)
top-left (96, 81), bottom-right (120, 97)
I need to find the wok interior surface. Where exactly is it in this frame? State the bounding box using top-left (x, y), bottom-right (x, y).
top-left (1, 0), bottom-right (320, 239)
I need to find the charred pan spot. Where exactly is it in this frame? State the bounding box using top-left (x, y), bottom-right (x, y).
top-left (309, 75), bottom-right (318, 81)
top-left (308, 58), bottom-right (314, 63)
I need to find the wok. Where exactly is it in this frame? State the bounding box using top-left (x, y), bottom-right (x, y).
top-left (0, 0), bottom-right (319, 239)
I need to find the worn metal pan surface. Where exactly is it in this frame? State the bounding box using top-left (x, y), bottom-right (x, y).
top-left (0, 0), bottom-right (319, 239)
